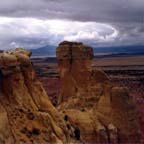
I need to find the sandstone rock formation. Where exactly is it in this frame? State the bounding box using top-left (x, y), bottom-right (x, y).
top-left (0, 43), bottom-right (140, 144)
top-left (56, 41), bottom-right (140, 143)
top-left (0, 48), bottom-right (69, 144)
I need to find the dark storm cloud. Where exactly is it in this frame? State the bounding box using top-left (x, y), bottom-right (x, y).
top-left (0, 0), bottom-right (143, 23)
top-left (0, 0), bottom-right (144, 49)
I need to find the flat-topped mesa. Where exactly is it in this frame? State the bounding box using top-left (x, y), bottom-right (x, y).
top-left (0, 48), bottom-right (69, 144)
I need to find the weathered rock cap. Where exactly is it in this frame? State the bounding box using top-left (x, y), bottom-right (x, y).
top-left (0, 48), bottom-right (32, 68)
top-left (59, 41), bottom-right (83, 46)
top-left (56, 41), bottom-right (93, 60)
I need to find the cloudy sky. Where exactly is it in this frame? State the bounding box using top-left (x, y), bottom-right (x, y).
top-left (0, 0), bottom-right (144, 49)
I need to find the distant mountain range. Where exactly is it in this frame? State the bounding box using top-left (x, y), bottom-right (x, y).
top-left (30, 45), bottom-right (56, 56)
top-left (31, 45), bottom-right (144, 57)
top-left (93, 45), bottom-right (144, 55)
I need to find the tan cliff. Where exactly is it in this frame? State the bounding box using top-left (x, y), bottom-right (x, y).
top-left (0, 48), bottom-right (68, 144)
top-left (56, 41), bottom-right (140, 143)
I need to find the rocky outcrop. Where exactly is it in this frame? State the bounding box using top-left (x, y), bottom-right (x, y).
top-left (56, 41), bottom-right (108, 106)
top-left (0, 42), bottom-right (140, 144)
top-left (56, 41), bottom-right (140, 143)
top-left (0, 48), bottom-right (69, 144)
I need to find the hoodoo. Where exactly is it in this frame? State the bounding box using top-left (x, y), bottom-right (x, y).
top-left (56, 41), bottom-right (140, 143)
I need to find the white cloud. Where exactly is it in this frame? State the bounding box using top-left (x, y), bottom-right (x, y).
top-left (10, 41), bottom-right (20, 47)
top-left (0, 17), bottom-right (119, 49)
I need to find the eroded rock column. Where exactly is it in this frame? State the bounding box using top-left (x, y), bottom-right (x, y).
top-left (57, 41), bottom-right (141, 143)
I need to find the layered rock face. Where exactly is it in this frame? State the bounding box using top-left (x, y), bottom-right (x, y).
top-left (0, 48), bottom-right (68, 144)
top-left (57, 41), bottom-right (140, 143)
